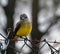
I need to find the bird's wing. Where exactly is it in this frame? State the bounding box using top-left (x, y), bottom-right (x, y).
top-left (12, 21), bottom-right (21, 38)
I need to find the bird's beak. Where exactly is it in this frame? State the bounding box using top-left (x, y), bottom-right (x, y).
top-left (25, 18), bottom-right (28, 21)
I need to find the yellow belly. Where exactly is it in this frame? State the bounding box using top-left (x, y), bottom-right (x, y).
top-left (14, 21), bottom-right (32, 40)
top-left (17, 26), bottom-right (32, 36)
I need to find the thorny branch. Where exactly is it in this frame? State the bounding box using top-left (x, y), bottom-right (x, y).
top-left (0, 32), bottom-right (60, 54)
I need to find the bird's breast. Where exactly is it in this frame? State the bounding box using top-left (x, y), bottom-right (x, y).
top-left (16, 22), bottom-right (32, 36)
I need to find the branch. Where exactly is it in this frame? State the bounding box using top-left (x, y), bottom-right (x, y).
top-left (0, 33), bottom-right (7, 40)
top-left (43, 39), bottom-right (58, 52)
top-left (42, 16), bottom-right (60, 35)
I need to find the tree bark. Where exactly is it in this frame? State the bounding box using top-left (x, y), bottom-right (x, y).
top-left (30, 0), bottom-right (43, 54)
top-left (3, 0), bottom-right (16, 54)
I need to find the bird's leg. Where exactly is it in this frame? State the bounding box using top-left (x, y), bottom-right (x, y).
top-left (19, 36), bottom-right (23, 38)
top-left (24, 37), bottom-right (28, 40)
top-left (19, 36), bottom-right (28, 41)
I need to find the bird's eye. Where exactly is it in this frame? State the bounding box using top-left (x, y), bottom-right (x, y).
top-left (20, 16), bottom-right (23, 20)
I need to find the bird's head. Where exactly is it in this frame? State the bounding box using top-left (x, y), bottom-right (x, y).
top-left (20, 14), bottom-right (28, 21)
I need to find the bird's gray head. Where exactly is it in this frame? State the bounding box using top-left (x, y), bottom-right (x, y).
top-left (20, 14), bottom-right (28, 20)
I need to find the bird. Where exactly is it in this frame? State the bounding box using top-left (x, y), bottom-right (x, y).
top-left (12, 14), bottom-right (32, 41)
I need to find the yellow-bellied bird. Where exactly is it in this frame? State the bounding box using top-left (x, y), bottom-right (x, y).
top-left (12, 14), bottom-right (32, 40)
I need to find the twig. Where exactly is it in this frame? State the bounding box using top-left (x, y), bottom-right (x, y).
top-left (43, 39), bottom-right (58, 52)
top-left (39, 42), bottom-right (46, 49)
top-left (41, 40), bottom-right (60, 44)
top-left (0, 33), bottom-right (7, 40)
top-left (24, 38), bottom-right (33, 50)
top-left (1, 33), bottom-right (60, 54)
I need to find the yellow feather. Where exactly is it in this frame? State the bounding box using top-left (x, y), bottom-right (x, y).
top-left (14, 20), bottom-right (32, 40)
